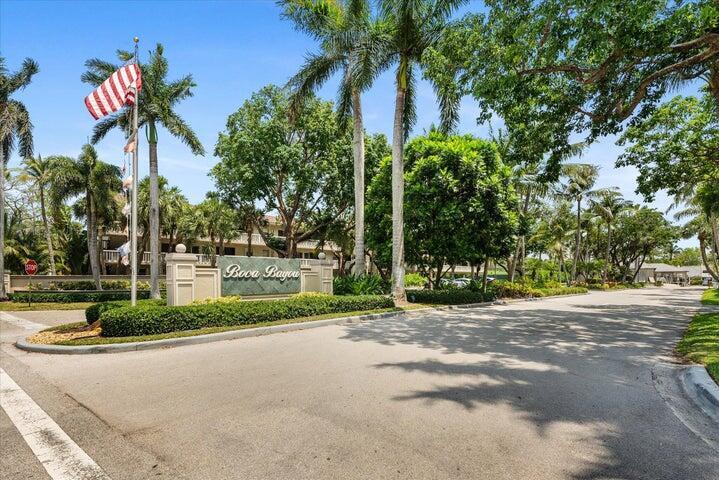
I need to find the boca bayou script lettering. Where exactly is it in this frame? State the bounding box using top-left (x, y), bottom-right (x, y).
top-left (223, 264), bottom-right (300, 282)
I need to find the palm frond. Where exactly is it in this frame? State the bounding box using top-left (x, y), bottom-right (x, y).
top-left (160, 110), bottom-right (205, 156)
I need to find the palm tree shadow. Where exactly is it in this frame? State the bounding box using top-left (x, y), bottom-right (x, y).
top-left (340, 288), bottom-right (719, 480)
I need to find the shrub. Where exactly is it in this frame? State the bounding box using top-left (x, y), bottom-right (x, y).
top-left (690, 277), bottom-right (703, 286)
top-left (100, 294), bottom-right (394, 337)
top-left (493, 281), bottom-right (536, 298)
top-left (405, 273), bottom-right (427, 288)
top-left (191, 295), bottom-right (243, 305)
top-left (11, 290), bottom-right (153, 304)
top-left (531, 287), bottom-right (588, 297)
top-left (291, 292), bottom-right (331, 299)
top-left (333, 274), bottom-right (389, 295)
top-left (85, 298), bottom-right (166, 324)
top-left (406, 289), bottom-right (496, 305)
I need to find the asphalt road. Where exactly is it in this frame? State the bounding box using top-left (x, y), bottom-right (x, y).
top-left (1, 287), bottom-right (718, 480)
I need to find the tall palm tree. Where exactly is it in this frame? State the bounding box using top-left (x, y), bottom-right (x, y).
top-left (21, 155), bottom-right (57, 275)
top-left (0, 57), bottom-right (38, 298)
top-left (560, 163), bottom-right (599, 283)
top-left (373, 0), bottom-right (466, 301)
top-left (49, 145), bottom-right (121, 289)
top-left (282, 0), bottom-right (379, 275)
top-left (591, 188), bottom-right (630, 282)
top-left (82, 44), bottom-right (205, 298)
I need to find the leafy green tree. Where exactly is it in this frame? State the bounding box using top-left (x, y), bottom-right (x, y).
top-left (282, 0), bottom-right (381, 276)
top-left (0, 56), bottom-right (38, 298)
top-left (617, 94), bottom-right (719, 200)
top-left (366, 132), bottom-right (517, 288)
top-left (426, 0), bottom-right (719, 144)
top-left (49, 145), bottom-right (122, 288)
top-left (213, 85), bottom-right (353, 258)
top-left (611, 207), bottom-right (676, 280)
top-left (82, 44), bottom-right (205, 298)
top-left (20, 155), bottom-right (58, 275)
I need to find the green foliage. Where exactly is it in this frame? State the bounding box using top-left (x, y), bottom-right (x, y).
top-left (99, 295), bottom-right (394, 337)
top-left (406, 289), bottom-right (495, 305)
top-left (42, 280), bottom-right (151, 291)
top-left (425, 0), bottom-right (718, 150)
top-left (190, 295), bottom-right (243, 305)
top-left (333, 274), bottom-right (389, 295)
top-left (11, 290), bottom-right (153, 304)
top-left (404, 273), bottom-right (427, 288)
top-left (366, 132), bottom-right (518, 285)
top-left (85, 298), bottom-right (166, 324)
top-left (212, 85), bottom-right (353, 257)
top-left (617, 95), bottom-right (719, 201)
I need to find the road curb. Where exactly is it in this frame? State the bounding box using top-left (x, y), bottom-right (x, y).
top-left (681, 366), bottom-right (719, 421)
top-left (14, 293), bottom-right (588, 355)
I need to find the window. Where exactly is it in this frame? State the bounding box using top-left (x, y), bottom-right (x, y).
top-left (224, 247), bottom-right (235, 255)
top-left (278, 229), bottom-right (284, 237)
top-left (191, 246), bottom-right (200, 254)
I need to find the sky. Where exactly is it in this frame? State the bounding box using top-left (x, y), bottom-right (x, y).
top-left (2, 0), bottom-right (702, 247)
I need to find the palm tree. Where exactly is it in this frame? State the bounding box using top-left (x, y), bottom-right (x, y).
top-left (282, 0), bottom-right (379, 275)
top-left (591, 188), bottom-right (630, 282)
top-left (0, 57), bottom-right (38, 298)
top-left (198, 196), bottom-right (239, 267)
top-left (49, 145), bottom-right (122, 289)
top-left (82, 44), bottom-right (205, 298)
top-left (21, 155), bottom-right (58, 275)
top-left (559, 163), bottom-right (599, 283)
top-left (371, 0), bottom-right (466, 301)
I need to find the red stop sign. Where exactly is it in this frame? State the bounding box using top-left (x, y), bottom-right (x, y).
top-left (25, 259), bottom-right (38, 276)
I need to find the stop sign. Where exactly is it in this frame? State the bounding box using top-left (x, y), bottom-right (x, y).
top-left (24, 259), bottom-right (38, 276)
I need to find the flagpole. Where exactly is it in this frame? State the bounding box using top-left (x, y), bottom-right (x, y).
top-left (130, 37), bottom-right (140, 306)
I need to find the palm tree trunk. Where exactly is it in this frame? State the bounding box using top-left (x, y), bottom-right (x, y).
top-left (246, 227), bottom-right (253, 256)
top-left (86, 196), bottom-right (102, 290)
top-left (711, 212), bottom-right (719, 258)
top-left (39, 188), bottom-right (56, 275)
top-left (603, 223), bottom-right (612, 283)
top-left (351, 89), bottom-right (366, 276)
top-left (391, 62), bottom-right (408, 302)
top-left (148, 135), bottom-right (161, 299)
top-left (0, 148), bottom-right (6, 300)
top-left (571, 197), bottom-right (582, 282)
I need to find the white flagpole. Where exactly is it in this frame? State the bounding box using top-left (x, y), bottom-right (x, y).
top-left (130, 37), bottom-right (140, 306)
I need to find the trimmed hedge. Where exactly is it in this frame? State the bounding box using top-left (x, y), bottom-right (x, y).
top-left (11, 290), bottom-right (153, 304)
top-left (406, 289), bottom-right (496, 305)
top-left (85, 298), bottom-right (166, 324)
top-left (100, 294), bottom-right (394, 337)
top-left (406, 285), bottom-right (588, 304)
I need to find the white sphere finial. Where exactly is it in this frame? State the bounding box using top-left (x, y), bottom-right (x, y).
top-left (176, 243), bottom-right (187, 253)
top-left (317, 252), bottom-right (326, 260)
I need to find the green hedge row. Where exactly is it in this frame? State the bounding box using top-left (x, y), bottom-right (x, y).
top-left (531, 287), bottom-right (588, 297)
top-left (406, 289), bottom-right (496, 305)
top-left (100, 295), bottom-right (394, 337)
top-left (11, 290), bottom-right (153, 304)
top-left (85, 298), bottom-right (166, 324)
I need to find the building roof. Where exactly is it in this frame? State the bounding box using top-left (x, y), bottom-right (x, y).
top-left (641, 263), bottom-right (690, 273)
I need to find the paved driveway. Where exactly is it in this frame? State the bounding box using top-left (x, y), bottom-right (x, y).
top-left (2, 287), bottom-right (718, 479)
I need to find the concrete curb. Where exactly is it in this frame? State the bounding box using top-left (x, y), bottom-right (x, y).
top-left (681, 366), bottom-right (719, 421)
top-left (15, 292), bottom-right (588, 355)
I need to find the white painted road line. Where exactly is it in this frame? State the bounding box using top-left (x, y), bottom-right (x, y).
top-left (0, 312), bottom-right (46, 330)
top-left (0, 367), bottom-right (111, 480)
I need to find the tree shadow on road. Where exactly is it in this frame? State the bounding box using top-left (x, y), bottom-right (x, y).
top-left (340, 288), bottom-right (718, 480)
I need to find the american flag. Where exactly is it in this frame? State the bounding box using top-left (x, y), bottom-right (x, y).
top-left (84, 63), bottom-right (142, 120)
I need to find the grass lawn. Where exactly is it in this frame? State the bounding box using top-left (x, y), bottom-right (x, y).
top-left (0, 301), bottom-right (96, 312)
top-left (701, 288), bottom-right (719, 305)
top-left (677, 312), bottom-right (719, 382)
top-left (33, 304), bottom-right (431, 346)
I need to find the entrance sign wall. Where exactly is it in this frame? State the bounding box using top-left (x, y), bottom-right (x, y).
top-left (164, 247), bottom-right (333, 306)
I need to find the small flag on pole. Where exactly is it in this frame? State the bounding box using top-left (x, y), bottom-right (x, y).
top-left (123, 132), bottom-right (136, 153)
top-left (84, 64), bottom-right (142, 120)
